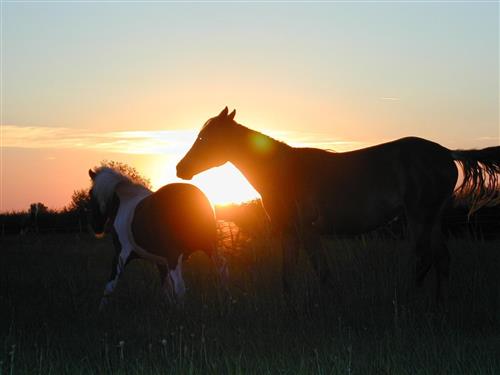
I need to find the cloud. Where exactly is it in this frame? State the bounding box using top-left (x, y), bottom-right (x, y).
top-left (1, 125), bottom-right (196, 155)
top-left (1, 125), bottom-right (363, 155)
top-left (269, 130), bottom-right (364, 151)
top-left (475, 136), bottom-right (499, 142)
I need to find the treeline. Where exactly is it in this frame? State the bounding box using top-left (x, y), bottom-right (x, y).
top-left (2, 198), bottom-right (500, 239)
top-left (0, 161), bottom-right (151, 236)
top-left (0, 199), bottom-right (90, 236)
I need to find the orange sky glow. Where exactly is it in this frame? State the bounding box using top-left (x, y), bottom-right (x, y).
top-left (1, 2), bottom-right (498, 212)
top-left (2, 123), bottom-right (370, 211)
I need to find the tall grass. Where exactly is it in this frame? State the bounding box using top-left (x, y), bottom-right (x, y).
top-left (0, 230), bottom-right (498, 374)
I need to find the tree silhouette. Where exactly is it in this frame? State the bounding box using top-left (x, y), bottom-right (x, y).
top-left (28, 202), bottom-right (49, 233)
top-left (67, 189), bottom-right (91, 212)
top-left (30, 202), bottom-right (49, 215)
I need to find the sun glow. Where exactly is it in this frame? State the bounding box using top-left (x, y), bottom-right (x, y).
top-left (145, 157), bottom-right (259, 206)
top-left (187, 164), bottom-right (260, 206)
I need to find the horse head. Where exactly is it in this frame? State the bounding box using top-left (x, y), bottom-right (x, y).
top-left (88, 168), bottom-right (120, 237)
top-left (177, 106), bottom-right (237, 180)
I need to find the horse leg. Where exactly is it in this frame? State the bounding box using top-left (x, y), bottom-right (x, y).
top-left (433, 237), bottom-right (450, 304)
top-left (430, 203), bottom-right (451, 303)
top-left (407, 213), bottom-right (434, 288)
top-left (408, 206), bottom-right (450, 302)
top-left (158, 263), bottom-right (175, 305)
top-left (281, 231), bottom-right (300, 300)
top-left (99, 231), bottom-right (121, 311)
top-left (99, 248), bottom-right (134, 311)
top-left (416, 237), bottom-right (433, 288)
top-left (302, 229), bottom-right (332, 291)
top-left (168, 253), bottom-right (186, 307)
top-left (157, 263), bottom-right (172, 303)
top-left (157, 263), bottom-right (168, 282)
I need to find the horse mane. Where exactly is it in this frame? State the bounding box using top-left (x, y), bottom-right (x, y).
top-left (238, 123), bottom-right (292, 150)
top-left (237, 123), bottom-right (338, 153)
top-left (201, 118), bottom-right (213, 130)
top-left (91, 167), bottom-right (151, 212)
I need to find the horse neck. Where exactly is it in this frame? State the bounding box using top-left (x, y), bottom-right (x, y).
top-left (229, 125), bottom-right (291, 193)
top-left (114, 183), bottom-right (151, 205)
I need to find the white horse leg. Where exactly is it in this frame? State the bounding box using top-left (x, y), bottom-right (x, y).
top-left (169, 253), bottom-right (186, 306)
top-left (99, 250), bottom-right (130, 311)
top-left (99, 280), bottom-right (117, 311)
top-left (161, 269), bottom-right (175, 304)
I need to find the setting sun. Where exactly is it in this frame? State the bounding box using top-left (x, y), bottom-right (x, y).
top-left (188, 164), bottom-right (260, 206)
top-left (145, 157), bottom-right (259, 207)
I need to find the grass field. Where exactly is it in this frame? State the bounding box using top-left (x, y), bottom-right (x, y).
top-left (0, 229), bottom-right (499, 374)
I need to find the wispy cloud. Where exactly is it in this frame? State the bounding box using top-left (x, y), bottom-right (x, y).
top-left (2, 125), bottom-right (195, 155)
top-left (475, 136), bottom-right (499, 142)
top-left (2, 125), bottom-right (363, 155)
top-left (269, 130), bottom-right (364, 151)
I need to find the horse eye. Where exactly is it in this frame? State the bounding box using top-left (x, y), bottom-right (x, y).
top-left (198, 137), bottom-right (203, 141)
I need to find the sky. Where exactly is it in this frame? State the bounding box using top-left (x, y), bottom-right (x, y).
top-left (1, 1), bottom-right (498, 212)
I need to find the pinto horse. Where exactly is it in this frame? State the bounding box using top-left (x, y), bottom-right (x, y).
top-left (88, 167), bottom-right (228, 309)
top-left (177, 107), bottom-right (500, 300)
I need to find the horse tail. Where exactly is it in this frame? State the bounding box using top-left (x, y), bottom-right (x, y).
top-left (451, 146), bottom-right (500, 214)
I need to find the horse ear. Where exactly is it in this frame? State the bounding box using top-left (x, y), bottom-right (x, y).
top-left (228, 109), bottom-right (236, 121)
top-left (89, 169), bottom-right (97, 180)
top-left (218, 106), bottom-right (228, 118)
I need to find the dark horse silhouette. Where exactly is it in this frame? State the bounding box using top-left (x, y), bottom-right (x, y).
top-left (88, 167), bottom-right (228, 309)
top-left (177, 107), bottom-right (500, 300)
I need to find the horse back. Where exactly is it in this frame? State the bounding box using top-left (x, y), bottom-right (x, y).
top-left (265, 137), bottom-right (457, 234)
top-left (131, 183), bottom-right (216, 263)
top-left (293, 136), bottom-right (454, 194)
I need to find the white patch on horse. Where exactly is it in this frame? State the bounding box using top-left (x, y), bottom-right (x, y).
top-left (112, 182), bottom-right (151, 257)
top-left (92, 167), bottom-right (157, 309)
top-left (162, 271), bottom-right (175, 304)
top-left (92, 167), bottom-right (131, 213)
top-left (169, 254), bottom-right (186, 300)
top-left (92, 167), bottom-right (204, 308)
top-left (111, 181), bottom-right (170, 267)
top-left (104, 279), bottom-right (117, 296)
top-left (98, 251), bottom-right (129, 311)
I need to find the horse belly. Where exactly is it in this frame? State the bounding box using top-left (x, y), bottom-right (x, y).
top-left (132, 188), bottom-right (217, 261)
top-left (319, 192), bottom-right (402, 235)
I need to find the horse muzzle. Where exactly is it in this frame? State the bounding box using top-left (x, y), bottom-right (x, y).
top-left (176, 163), bottom-right (193, 180)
